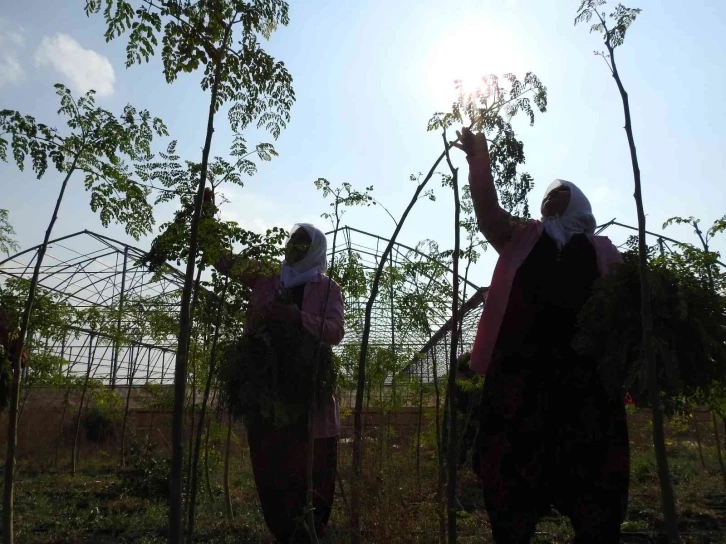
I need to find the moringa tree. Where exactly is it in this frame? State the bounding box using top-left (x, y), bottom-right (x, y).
top-left (313, 178), bottom-right (374, 541)
top-left (574, 237), bottom-right (726, 539)
top-left (85, 2), bottom-right (295, 540)
top-left (663, 215), bottom-right (726, 486)
top-left (575, 2), bottom-right (679, 539)
top-left (348, 72), bottom-right (546, 543)
top-left (0, 84), bottom-right (167, 544)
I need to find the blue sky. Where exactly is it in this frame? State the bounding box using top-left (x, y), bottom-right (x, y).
top-left (1, 0), bottom-right (725, 288)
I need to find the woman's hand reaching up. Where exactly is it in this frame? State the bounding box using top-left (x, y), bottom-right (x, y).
top-left (451, 127), bottom-right (489, 158)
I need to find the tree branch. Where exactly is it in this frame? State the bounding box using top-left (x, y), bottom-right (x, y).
top-left (369, 197), bottom-right (399, 226)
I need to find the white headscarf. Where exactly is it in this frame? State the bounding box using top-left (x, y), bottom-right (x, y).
top-left (279, 223), bottom-right (328, 289)
top-left (541, 179), bottom-right (597, 248)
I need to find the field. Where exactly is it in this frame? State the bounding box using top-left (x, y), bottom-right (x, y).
top-left (1, 391), bottom-right (725, 544)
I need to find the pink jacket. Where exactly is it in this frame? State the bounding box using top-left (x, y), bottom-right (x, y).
top-left (470, 218), bottom-right (623, 377)
top-left (247, 272), bottom-right (345, 438)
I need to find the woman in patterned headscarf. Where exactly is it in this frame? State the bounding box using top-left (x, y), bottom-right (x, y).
top-left (453, 127), bottom-right (629, 544)
top-left (215, 223), bottom-right (344, 543)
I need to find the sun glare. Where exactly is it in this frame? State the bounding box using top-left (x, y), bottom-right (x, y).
top-left (426, 18), bottom-right (527, 107)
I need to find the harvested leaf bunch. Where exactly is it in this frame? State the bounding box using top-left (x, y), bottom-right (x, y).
top-left (219, 318), bottom-right (336, 427)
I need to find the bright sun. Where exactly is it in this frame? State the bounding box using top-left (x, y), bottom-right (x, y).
top-left (426, 19), bottom-right (527, 107)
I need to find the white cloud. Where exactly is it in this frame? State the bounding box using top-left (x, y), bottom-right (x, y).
top-left (0, 19), bottom-right (26, 88)
top-left (35, 33), bottom-right (115, 97)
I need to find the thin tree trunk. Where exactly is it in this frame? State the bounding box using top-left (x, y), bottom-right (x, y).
top-left (387, 262), bottom-right (397, 470)
top-left (56, 338), bottom-right (89, 467)
top-left (188, 279), bottom-right (228, 541)
top-left (72, 334), bottom-right (97, 476)
top-left (188, 300), bottom-right (210, 489)
top-left (713, 413), bottom-right (726, 488)
top-left (187, 362), bottom-right (196, 489)
top-left (453, 237), bottom-right (477, 475)
top-left (445, 134), bottom-right (464, 531)
top-left (365, 377), bottom-right (371, 431)
top-left (432, 347), bottom-right (445, 544)
top-left (416, 372), bottom-right (424, 494)
top-left (693, 413), bottom-right (706, 469)
top-left (605, 36), bottom-right (680, 543)
top-left (169, 39), bottom-right (223, 540)
top-left (3, 157), bottom-right (78, 543)
top-left (455, 397), bottom-right (476, 472)
top-left (378, 381), bottom-right (384, 472)
top-left (17, 381), bottom-right (32, 426)
top-left (55, 389), bottom-right (71, 467)
top-left (722, 416), bottom-right (726, 451)
top-left (204, 420), bottom-right (213, 502)
top-left (352, 148), bottom-right (450, 543)
top-left (441, 384), bottom-right (449, 480)
top-left (304, 215), bottom-right (341, 543)
top-left (185, 270), bottom-right (203, 507)
top-left (17, 331), bottom-right (34, 425)
top-left (147, 408), bottom-right (156, 450)
top-left (121, 347), bottom-right (142, 467)
top-left (223, 406), bottom-right (234, 520)
top-left (204, 389), bottom-right (219, 500)
top-left (441, 335), bottom-right (450, 491)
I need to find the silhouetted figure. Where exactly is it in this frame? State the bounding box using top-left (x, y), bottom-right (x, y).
top-left (454, 127), bottom-right (629, 544)
top-left (215, 223), bottom-right (344, 543)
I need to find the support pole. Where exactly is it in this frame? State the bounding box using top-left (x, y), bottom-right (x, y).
top-left (60, 335), bottom-right (66, 377)
top-left (111, 247), bottom-right (129, 389)
top-left (161, 352), bottom-right (166, 384)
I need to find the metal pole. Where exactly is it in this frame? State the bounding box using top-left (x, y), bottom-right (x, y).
top-left (389, 251), bottom-right (396, 407)
top-left (128, 345), bottom-right (133, 387)
top-left (161, 351), bottom-right (166, 384)
top-left (87, 333), bottom-right (94, 377)
top-left (390, 252), bottom-right (396, 353)
top-left (111, 246), bottom-right (129, 389)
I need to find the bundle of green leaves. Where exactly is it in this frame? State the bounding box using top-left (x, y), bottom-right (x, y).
top-left (574, 248), bottom-right (726, 415)
top-left (218, 317), bottom-right (337, 428)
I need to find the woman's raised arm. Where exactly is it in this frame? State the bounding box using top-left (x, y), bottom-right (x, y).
top-left (453, 127), bottom-right (525, 254)
top-left (213, 252), bottom-right (265, 289)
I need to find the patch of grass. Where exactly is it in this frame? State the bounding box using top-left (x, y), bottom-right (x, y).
top-left (3, 415), bottom-right (726, 543)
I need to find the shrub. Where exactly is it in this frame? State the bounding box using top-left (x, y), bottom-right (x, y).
top-left (119, 442), bottom-right (172, 501)
top-left (83, 386), bottom-right (122, 443)
top-left (84, 406), bottom-right (117, 443)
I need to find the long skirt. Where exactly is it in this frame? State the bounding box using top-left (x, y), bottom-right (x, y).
top-left (475, 353), bottom-right (630, 544)
top-left (247, 416), bottom-right (338, 543)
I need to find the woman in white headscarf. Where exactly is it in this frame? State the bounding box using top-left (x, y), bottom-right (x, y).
top-left (453, 128), bottom-right (629, 544)
top-left (214, 223), bottom-right (344, 543)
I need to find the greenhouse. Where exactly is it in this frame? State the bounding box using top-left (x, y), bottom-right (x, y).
top-left (0, 226), bottom-right (487, 391)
